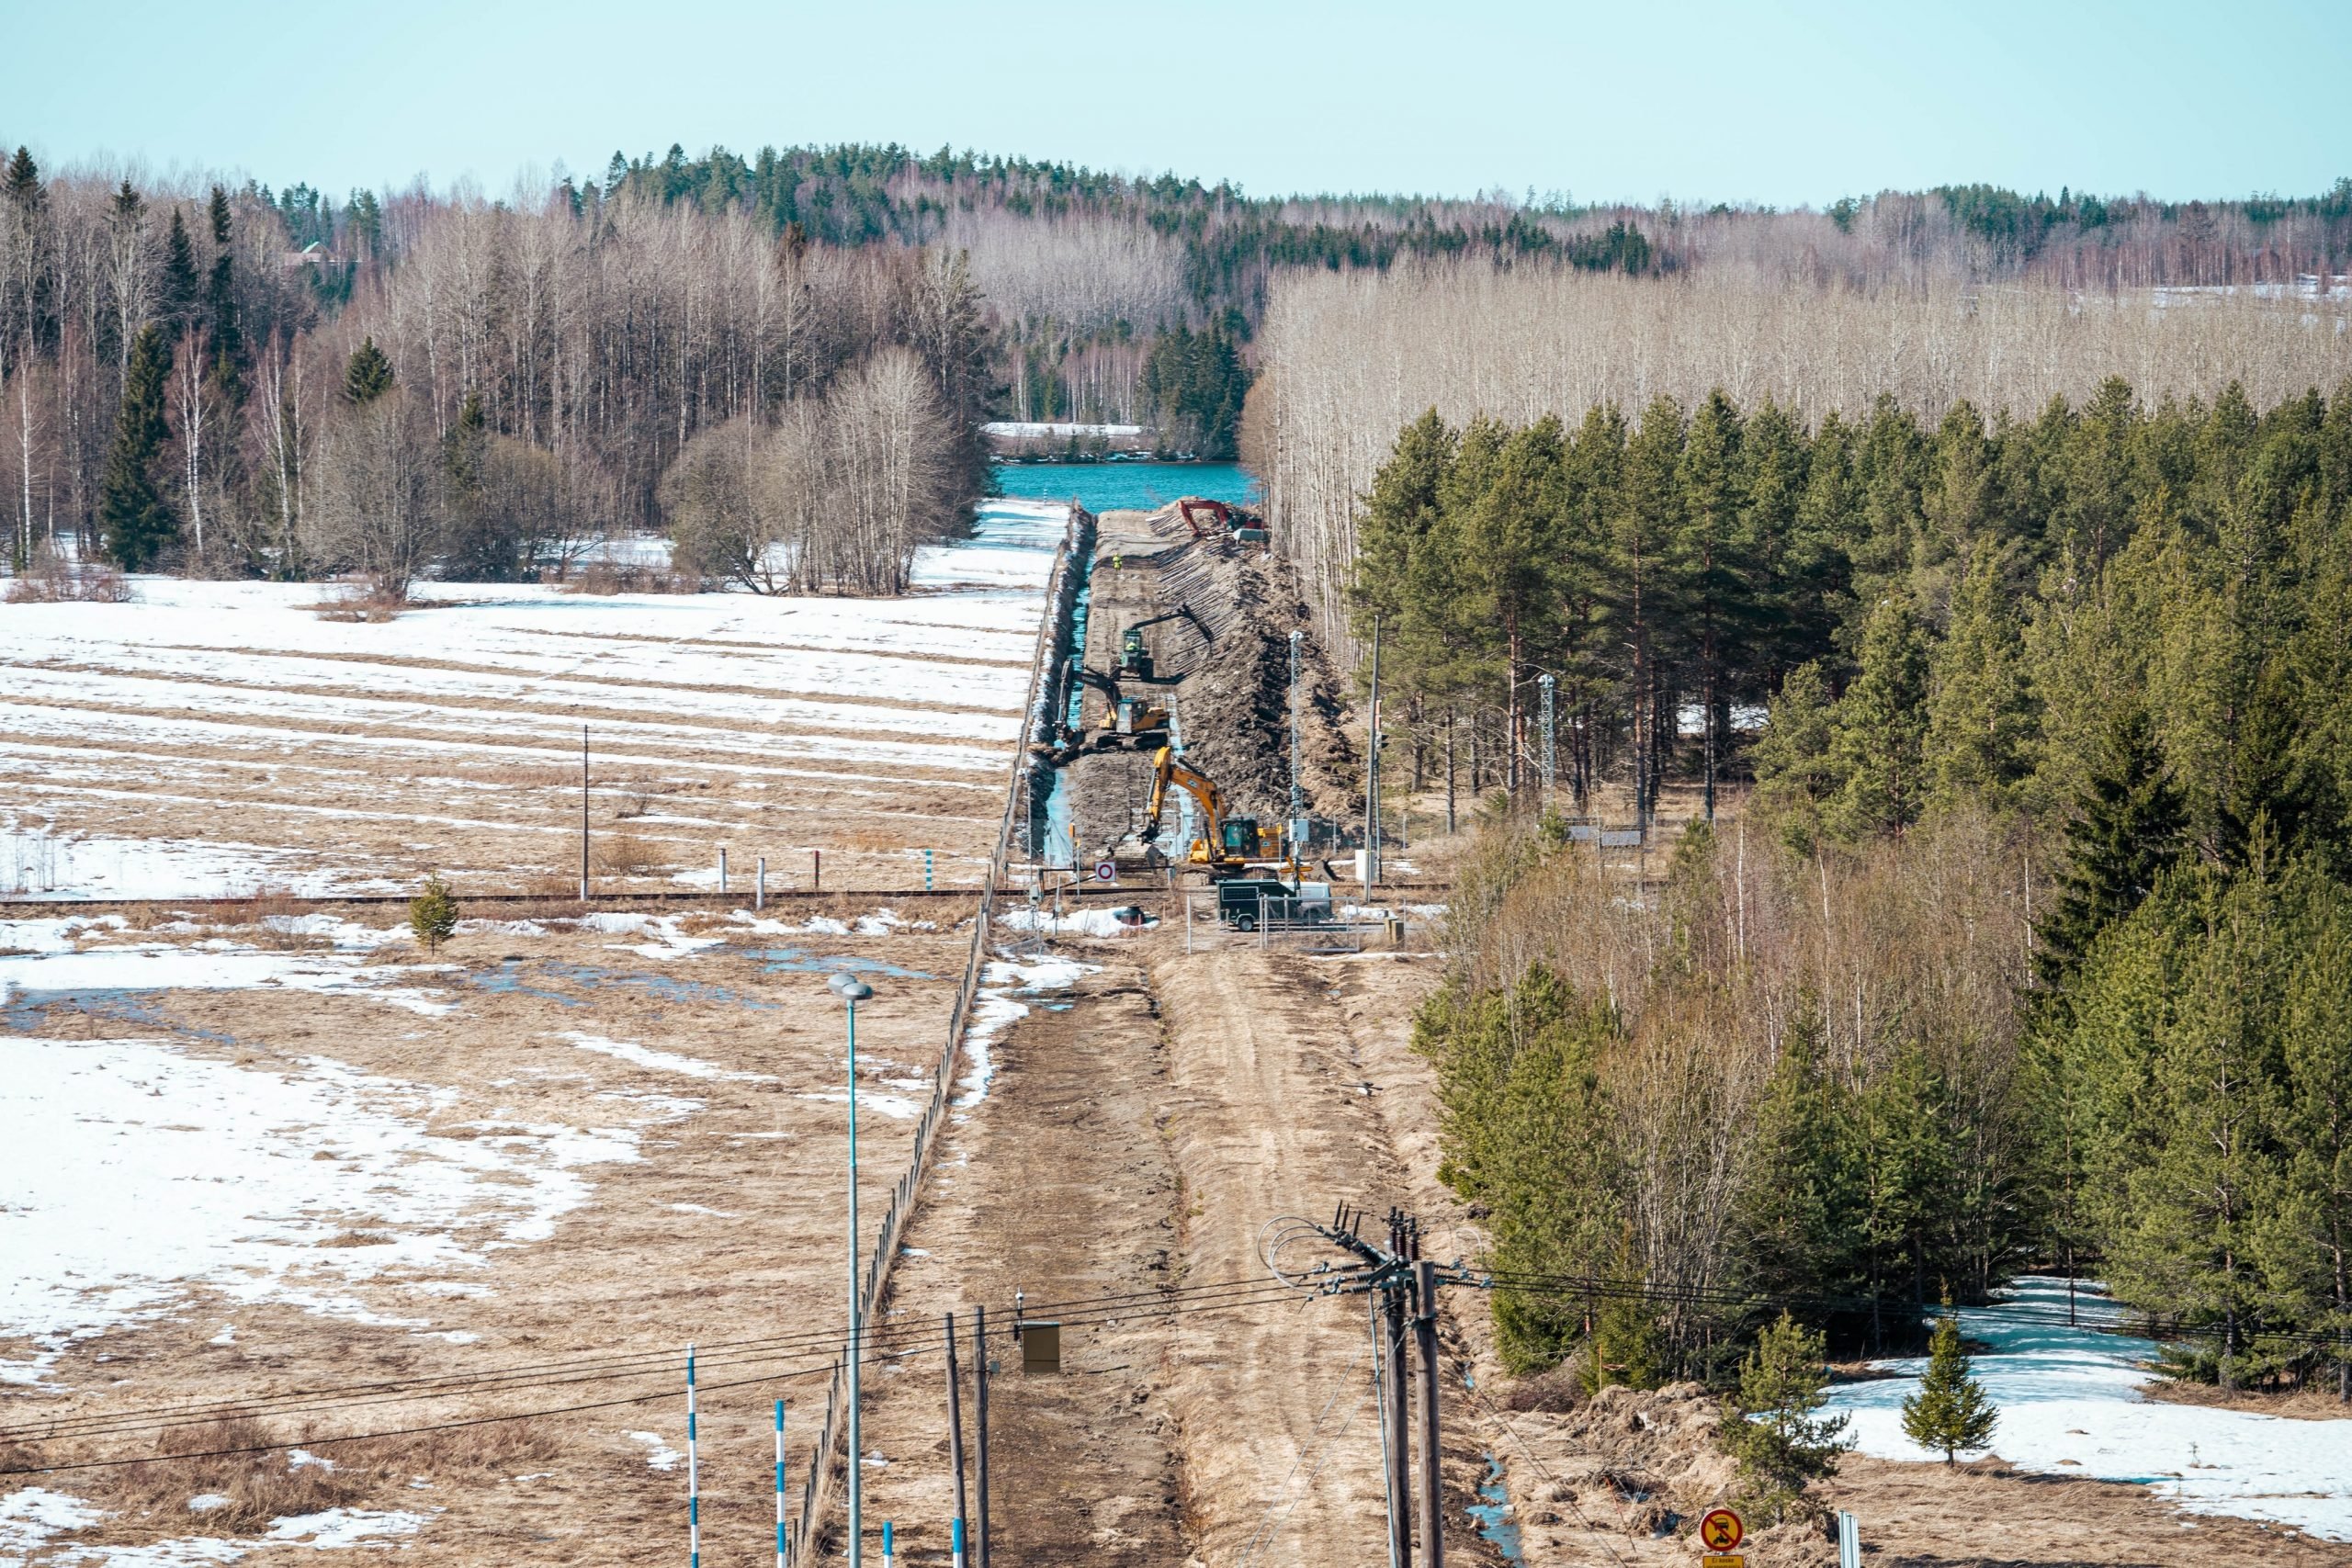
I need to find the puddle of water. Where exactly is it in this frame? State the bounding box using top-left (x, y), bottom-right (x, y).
top-left (467, 962), bottom-right (589, 1008)
top-left (0, 986), bottom-right (243, 1044)
top-left (1467, 1451), bottom-right (1525, 1566)
top-left (745, 948), bottom-right (935, 982)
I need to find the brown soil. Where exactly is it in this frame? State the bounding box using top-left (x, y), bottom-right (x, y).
top-left (2142, 1380), bottom-right (2352, 1420)
top-left (4, 916), bottom-right (970, 1564)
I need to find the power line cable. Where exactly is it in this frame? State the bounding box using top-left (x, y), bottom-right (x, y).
top-left (2, 1279), bottom-right (1320, 1476)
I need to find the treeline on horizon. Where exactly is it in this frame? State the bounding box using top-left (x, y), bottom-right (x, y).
top-left (5, 128), bottom-right (2351, 592)
top-left (1369, 376), bottom-right (2352, 1397)
top-left (0, 147), bottom-right (992, 592)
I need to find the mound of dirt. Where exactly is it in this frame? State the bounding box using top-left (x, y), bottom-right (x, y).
top-left (1142, 505), bottom-right (1359, 829)
top-left (1497, 1382), bottom-right (1835, 1568)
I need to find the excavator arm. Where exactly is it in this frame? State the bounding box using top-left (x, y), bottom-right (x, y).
top-left (1138, 745), bottom-right (1227, 853)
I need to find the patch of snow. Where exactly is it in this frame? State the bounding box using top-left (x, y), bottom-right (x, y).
top-left (0, 940), bottom-right (459, 1017)
top-left (0, 1037), bottom-right (643, 1374)
top-left (187, 1495), bottom-right (232, 1513)
top-left (285, 1450), bottom-right (334, 1472)
top-left (997, 906), bottom-right (1151, 936)
top-left (572, 912), bottom-right (728, 960)
top-left (1, 1487), bottom-right (104, 1556)
top-left (263, 1507), bottom-right (425, 1547)
top-left (669, 1202), bottom-right (741, 1218)
top-left (1826, 1277), bottom-right (2352, 1540)
top-left (560, 1030), bottom-right (770, 1082)
top-left (206, 1324), bottom-right (235, 1347)
top-left (956, 953), bottom-right (1092, 1108)
top-left (628, 1431), bottom-right (681, 1472)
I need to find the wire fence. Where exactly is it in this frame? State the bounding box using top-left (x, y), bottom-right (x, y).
top-left (788, 509), bottom-right (1081, 1564)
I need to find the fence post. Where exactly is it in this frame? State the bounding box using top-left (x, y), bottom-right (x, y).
top-left (757, 856), bottom-right (766, 911)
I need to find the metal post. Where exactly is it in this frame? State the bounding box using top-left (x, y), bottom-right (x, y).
top-left (1539, 673), bottom-right (1556, 805)
top-left (719, 847), bottom-right (728, 897)
top-left (687, 1345), bottom-right (701, 1568)
top-left (831, 976), bottom-right (874, 1568)
top-left (757, 856), bottom-right (766, 912)
top-left (925, 848), bottom-right (934, 893)
top-left (945, 1314), bottom-right (969, 1568)
top-left (580, 726), bottom-right (590, 900)
top-left (951, 1518), bottom-right (967, 1568)
top-left (1414, 1259), bottom-right (1442, 1568)
top-left (973, 1306), bottom-right (991, 1568)
top-left (813, 849), bottom-right (821, 891)
top-left (1259, 889), bottom-right (1268, 951)
top-left (882, 1520), bottom-right (894, 1568)
top-left (775, 1400), bottom-right (786, 1568)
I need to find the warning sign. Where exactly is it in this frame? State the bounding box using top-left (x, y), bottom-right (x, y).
top-left (1699, 1508), bottom-right (1745, 1551)
top-left (1093, 860), bottom-right (1117, 883)
top-left (1702, 1556), bottom-right (1746, 1568)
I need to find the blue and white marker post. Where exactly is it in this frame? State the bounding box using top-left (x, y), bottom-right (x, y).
top-left (881, 1520), bottom-right (894, 1568)
top-left (952, 1517), bottom-right (967, 1568)
top-left (686, 1345), bottom-right (701, 1568)
top-left (774, 1400), bottom-right (786, 1568)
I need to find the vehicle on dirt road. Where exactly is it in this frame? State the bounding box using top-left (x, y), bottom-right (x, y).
top-left (1216, 877), bottom-right (1333, 931)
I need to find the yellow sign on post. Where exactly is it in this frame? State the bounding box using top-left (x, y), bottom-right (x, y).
top-left (1703, 1556), bottom-right (1747, 1568)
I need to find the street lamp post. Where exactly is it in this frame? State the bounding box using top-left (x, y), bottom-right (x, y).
top-left (829, 973), bottom-right (876, 1568)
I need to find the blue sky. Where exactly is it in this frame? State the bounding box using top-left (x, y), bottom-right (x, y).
top-left (5, 0), bottom-right (2346, 206)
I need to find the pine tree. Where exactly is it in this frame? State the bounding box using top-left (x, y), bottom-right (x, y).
top-left (1722, 1312), bottom-right (1850, 1518)
top-left (2032, 705), bottom-right (2188, 994)
top-left (2113, 872), bottom-right (2286, 1392)
top-left (159, 208), bottom-right (198, 328)
top-left (1352, 408), bottom-right (1455, 627)
top-left (408, 873), bottom-right (459, 954)
top-left (1753, 661), bottom-right (1843, 854)
top-left (345, 337), bottom-right (395, 405)
top-left (100, 324), bottom-right (177, 568)
top-left (2271, 881), bottom-right (2352, 1401)
top-left (1830, 592), bottom-right (1931, 838)
top-left (1672, 389), bottom-right (1756, 820)
top-left (1900, 1306), bottom-right (1997, 1463)
top-left (2216, 660), bottom-right (2337, 874)
top-left (1927, 540), bottom-right (2036, 812)
top-left (204, 186), bottom-right (244, 404)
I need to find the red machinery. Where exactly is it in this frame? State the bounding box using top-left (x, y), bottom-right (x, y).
top-left (1176, 497), bottom-right (1269, 546)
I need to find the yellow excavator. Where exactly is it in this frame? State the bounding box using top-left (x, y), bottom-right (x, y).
top-left (1133, 744), bottom-right (1280, 874)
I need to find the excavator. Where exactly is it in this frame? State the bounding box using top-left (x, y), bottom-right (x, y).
top-left (1061, 605), bottom-right (1207, 752)
top-left (1175, 498), bottom-right (1269, 547)
top-left (1069, 667), bottom-right (1169, 747)
top-left (1114, 604), bottom-right (1208, 683)
top-left (1131, 744), bottom-right (1279, 876)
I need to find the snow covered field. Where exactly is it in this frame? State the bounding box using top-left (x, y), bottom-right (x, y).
top-left (0, 500), bottom-right (1069, 898)
top-left (1827, 1277), bottom-right (2352, 1540)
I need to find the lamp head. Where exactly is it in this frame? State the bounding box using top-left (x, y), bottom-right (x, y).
top-left (833, 976), bottom-right (874, 1003)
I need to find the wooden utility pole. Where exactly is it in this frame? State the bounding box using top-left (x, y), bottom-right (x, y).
top-left (1384, 1216), bottom-right (1414, 1568)
top-left (945, 1314), bottom-right (970, 1567)
top-left (973, 1306), bottom-right (991, 1568)
top-left (1413, 1258), bottom-right (1443, 1568)
top-left (1365, 616), bottom-right (1382, 890)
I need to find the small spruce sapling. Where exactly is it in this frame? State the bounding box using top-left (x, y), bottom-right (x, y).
top-left (409, 873), bottom-right (459, 954)
top-left (1901, 1301), bottom-right (1997, 1464)
top-left (1722, 1312), bottom-right (1851, 1520)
